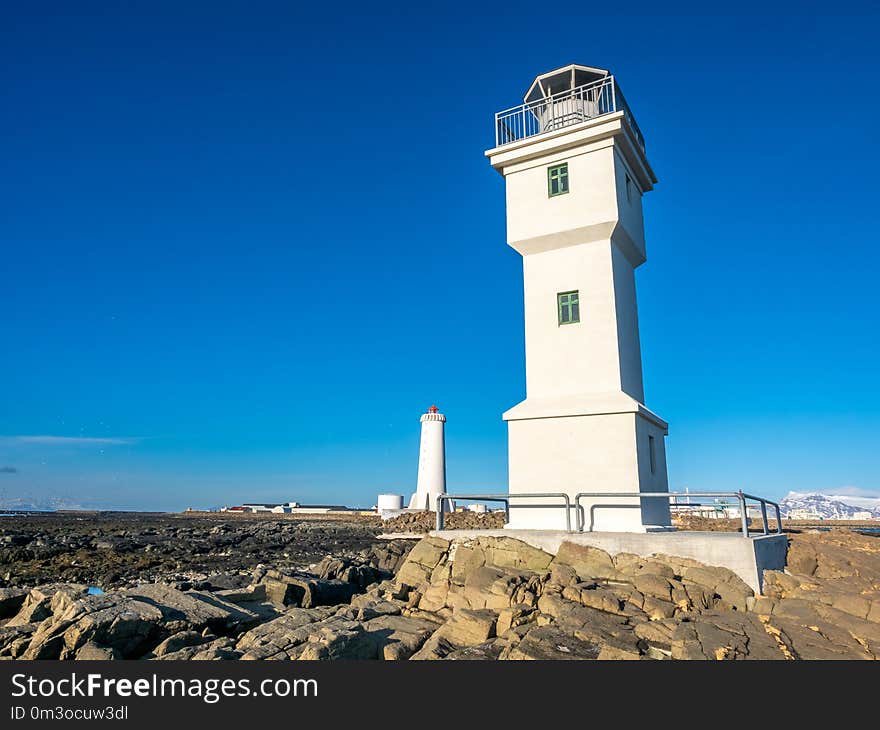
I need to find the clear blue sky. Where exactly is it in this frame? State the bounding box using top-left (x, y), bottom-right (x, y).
top-left (1, 2), bottom-right (878, 511)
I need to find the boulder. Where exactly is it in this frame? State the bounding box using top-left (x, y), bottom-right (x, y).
top-left (236, 608), bottom-right (336, 660)
top-left (396, 537), bottom-right (450, 587)
top-left (20, 584), bottom-right (259, 660)
top-left (472, 537), bottom-right (554, 572)
top-left (74, 642), bottom-right (120, 660)
top-left (157, 637), bottom-right (241, 660)
top-left (125, 584), bottom-right (260, 634)
top-left (215, 584), bottom-right (267, 604)
top-left (670, 612), bottom-right (783, 660)
top-left (551, 543), bottom-right (617, 580)
top-left (363, 614), bottom-right (438, 660)
top-left (500, 625), bottom-right (601, 660)
top-left (296, 619), bottom-right (379, 660)
top-left (409, 631), bottom-right (457, 660)
top-left (435, 608), bottom-right (497, 646)
top-left (444, 640), bottom-right (507, 660)
top-left (682, 565), bottom-right (753, 612)
top-left (496, 604), bottom-right (537, 636)
top-left (152, 631), bottom-right (209, 657)
top-left (7, 583), bottom-right (88, 627)
top-left (0, 587), bottom-right (27, 619)
top-left (0, 623), bottom-right (37, 658)
top-left (537, 593), bottom-right (641, 655)
top-left (262, 574), bottom-right (358, 609)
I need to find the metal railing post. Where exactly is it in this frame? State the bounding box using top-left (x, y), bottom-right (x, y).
top-left (436, 496), bottom-right (444, 530)
top-left (738, 491), bottom-right (749, 537)
top-left (774, 503), bottom-right (783, 533)
top-left (760, 500), bottom-right (769, 535)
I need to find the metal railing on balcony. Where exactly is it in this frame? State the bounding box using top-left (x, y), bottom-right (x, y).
top-left (494, 75), bottom-right (645, 153)
top-left (432, 490), bottom-right (783, 538)
top-left (574, 491), bottom-right (783, 537)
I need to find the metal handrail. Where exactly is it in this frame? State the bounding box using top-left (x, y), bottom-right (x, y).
top-left (435, 492), bottom-right (573, 532)
top-left (494, 75), bottom-right (645, 152)
top-left (573, 491), bottom-right (783, 537)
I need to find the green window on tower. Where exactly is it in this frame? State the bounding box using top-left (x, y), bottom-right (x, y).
top-left (557, 290), bottom-right (579, 325)
top-left (548, 163), bottom-right (569, 197)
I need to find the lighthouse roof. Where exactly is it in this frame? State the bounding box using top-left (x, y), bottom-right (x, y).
top-left (524, 64), bottom-right (610, 104)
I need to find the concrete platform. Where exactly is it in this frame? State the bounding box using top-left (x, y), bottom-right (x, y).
top-left (430, 528), bottom-right (788, 593)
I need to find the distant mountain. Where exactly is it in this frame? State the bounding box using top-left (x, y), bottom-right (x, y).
top-left (0, 495), bottom-right (84, 512)
top-left (779, 492), bottom-right (880, 519)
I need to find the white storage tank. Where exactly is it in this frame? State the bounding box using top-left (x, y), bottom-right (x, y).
top-left (377, 494), bottom-right (404, 512)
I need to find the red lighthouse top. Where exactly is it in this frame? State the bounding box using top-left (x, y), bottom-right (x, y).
top-left (428, 405), bottom-right (439, 413)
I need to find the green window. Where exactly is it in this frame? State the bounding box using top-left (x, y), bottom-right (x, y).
top-left (557, 290), bottom-right (579, 325)
top-left (548, 163), bottom-right (569, 197)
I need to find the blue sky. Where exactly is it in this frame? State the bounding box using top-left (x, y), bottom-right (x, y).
top-left (1, 2), bottom-right (878, 511)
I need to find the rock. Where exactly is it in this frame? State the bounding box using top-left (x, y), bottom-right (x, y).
top-left (551, 542), bottom-right (617, 580)
top-left (0, 587), bottom-right (27, 619)
top-left (500, 626), bottom-right (601, 660)
top-left (125, 584), bottom-right (260, 634)
top-left (682, 566), bottom-right (753, 612)
top-left (0, 624), bottom-right (37, 658)
top-left (7, 583), bottom-right (88, 627)
top-left (152, 631), bottom-right (208, 657)
top-left (215, 584), bottom-right (267, 603)
top-left (631, 574), bottom-right (674, 602)
top-left (418, 581), bottom-right (449, 613)
top-left (546, 564), bottom-right (579, 589)
top-left (537, 593), bottom-right (642, 655)
top-left (670, 612), bottom-right (784, 660)
top-left (157, 637), bottom-right (241, 660)
top-left (296, 619), bottom-right (379, 660)
top-left (765, 598), bottom-right (880, 659)
top-left (496, 604), bottom-right (537, 636)
top-left (405, 537), bottom-right (450, 571)
top-left (262, 573), bottom-right (358, 609)
top-left (444, 640), bottom-right (507, 660)
top-left (23, 593), bottom-right (165, 660)
top-left (473, 537), bottom-right (554, 572)
top-left (382, 511), bottom-right (505, 534)
top-left (75, 642), bottom-right (121, 660)
top-left (19, 584), bottom-right (259, 660)
top-left (396, 537), bottom-right (450, 587)
top-left (409, 631), bottom-right (457, 660)
top-left (236, 608), bottom-right (336, 660)
top-left (613, 553), bottom-right (676, 579)
top-left (435, 608), bottom-right (496, 646)
top-left (597, 645), bottom-right (642, 660)
top-left (634, 619), bottom-right (678, 658)
top-left (363, 614), bottom-right (438, 660)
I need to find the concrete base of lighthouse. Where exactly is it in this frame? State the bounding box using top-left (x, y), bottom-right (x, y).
top-left (503, 392), bottom-right (671, 532)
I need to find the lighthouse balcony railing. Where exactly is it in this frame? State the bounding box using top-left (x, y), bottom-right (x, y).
top-left (494, 75), bottom-right (645, 153)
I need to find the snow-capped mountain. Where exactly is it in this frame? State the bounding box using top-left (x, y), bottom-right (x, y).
top-left (779, 492), bottom-right (880, 519)
top-left (0, 495), bottom-right (84, 512)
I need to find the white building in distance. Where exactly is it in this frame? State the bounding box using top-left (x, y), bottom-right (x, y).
top-left (486, 64), bottom-right (671, 532)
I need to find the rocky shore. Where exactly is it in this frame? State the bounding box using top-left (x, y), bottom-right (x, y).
top-left (2, 513), bottom-right (880, 660)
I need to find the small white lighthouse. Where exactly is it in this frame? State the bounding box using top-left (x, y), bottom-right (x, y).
top-left (486, 65), bottom-right (671, 532)
top-left (409, 405), bottom-right (448, 511)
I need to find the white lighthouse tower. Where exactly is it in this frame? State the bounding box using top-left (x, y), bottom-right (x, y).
top-left (486, 65), bottom-right (671, 532)
top-left (409, 405), bottom-right (448, 511)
